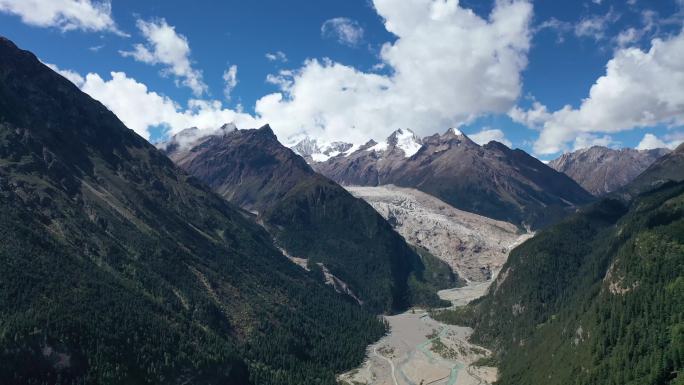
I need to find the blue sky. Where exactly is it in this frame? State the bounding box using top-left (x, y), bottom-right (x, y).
top-left (1, 0), bottom-right (683, 159)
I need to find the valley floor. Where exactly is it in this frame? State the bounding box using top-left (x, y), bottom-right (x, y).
top-left (338, 281), bottom-right (497, 385)
top-left (337, 187), bottom-right (534, 385)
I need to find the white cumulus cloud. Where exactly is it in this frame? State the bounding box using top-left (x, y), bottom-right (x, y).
top-left (42, 0), bottom-right (534, 147)
top-left (45, 62), bottom-right (85, 86)
top-left (265, 51), bottom-right (288, 62)
top-left (469, 128), bottom-right (512, 147)
top-left (574, 10), bottom-right (619, 41)
top-left (321, 17), bottom-right (365, 47)
top-left (257, 0), bottom-right (533, 144)
top-left (512, 28), bottom-right (684, 155)
top-left (0, 0), bottom-right (125, 35)
top-left (509, 102), bottom-right (551, 129)
top-left (222, 65), bottom-right (238, 101)
top-left (120, 19), bottom-right (208, 96)
top-left (636, 132), bottom-right (684, 150)
top-left (78, 71), bottom-right (258, 140)
top-left (572, 134), bottom-right (617, 151)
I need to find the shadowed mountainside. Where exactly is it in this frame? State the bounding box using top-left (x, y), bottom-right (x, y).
top-left (162, 127), bottom-right (456, 311)
top-left (0, 36), bottom-right (386, 385)
top-left (315, 129), bottom-right (594, 229)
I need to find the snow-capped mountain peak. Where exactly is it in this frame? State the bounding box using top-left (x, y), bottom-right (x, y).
top-left (291, 137), bottom-right (354, 162)
top-left (220, 122), bottom-right (238, 132)
top-left (366, 129), bottom-right (423, 158)
top-left (291, 137), bottom-right (319, 156)
top-left (368, 141), bottom-right (389, 152)
top-left (439, 127), bottom-right (479, 147)
top-left (388, 128), bottom-right (422, 157)
top-left (447, 127), bottom-right (463, 136)
top-left (293, 129), bottom-right (426, 163)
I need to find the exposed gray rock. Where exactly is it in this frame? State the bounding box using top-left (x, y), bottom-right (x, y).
top-left (549, 146), bottom-right (670, 196)
top-left (624, 142), bottom-right (684, 197)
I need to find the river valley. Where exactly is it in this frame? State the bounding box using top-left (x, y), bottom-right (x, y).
top-left (339, 281), bottom-right (498, 385)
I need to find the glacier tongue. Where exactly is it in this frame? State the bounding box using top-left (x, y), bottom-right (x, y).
top-left (347, 185), bottom-right (533, 282)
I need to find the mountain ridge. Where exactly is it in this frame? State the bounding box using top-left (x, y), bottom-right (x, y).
top-left (624, 142), bottom-right (684, 197)
top-left (549, 145), bottom-right (671, 195)
top-left (440, 140), bottom-right (684, 385)
top-left (161, 125), bottom-right (456, 311)
top-left (313, 128), bottom-right (593, 229)
top-left (0, 36), bottom-right (385, 385)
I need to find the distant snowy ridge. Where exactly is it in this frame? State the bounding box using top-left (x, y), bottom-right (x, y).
top-left (290, 128), bottom-right (426, 163)
top-left (290, 137), bottom-right (355, 162)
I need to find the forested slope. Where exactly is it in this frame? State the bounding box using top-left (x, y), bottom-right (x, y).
top-left (432, 144), bottom-right (684, 384)
top-left (0, 36), bottom-right (384, 385)
top-left (164, 127), bottom-right (454, 311)
top-left (460, 181), bottom-right (684, 385)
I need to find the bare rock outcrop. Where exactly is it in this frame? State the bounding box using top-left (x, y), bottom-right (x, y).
top-left (549, 146), bottom-right (670, 196)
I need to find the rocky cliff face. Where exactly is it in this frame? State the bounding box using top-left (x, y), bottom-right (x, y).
top-left (549, 146), bottom-right (670, 195)
top-left (162, 124), bottom-right (315, 213)
top-left (624, 142), bottom-right (684, 196)
top-left (347, 185), bottom-right (532, 282)
top-left (315, 128), bottom-right (593, 229)
top-left (307, 128), bottom-right (422, 186)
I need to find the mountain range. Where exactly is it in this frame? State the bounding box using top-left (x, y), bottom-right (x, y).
top-left (305, 128), bottom-right (594, 229)
top-left (160, 125), bottom-right (456, 311)
top-left (549, 146), bottom-right (671, 195)
top-left (2, 34), bottom-right (682, 385)
top-left (434, 143), bottom-right (684, 385)
top-left (625, 142), bottom-right (684, 196)
top-left (0, 36), bottom-right (387, 385)
top-left (290, 137), bottom-right (356, 163)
